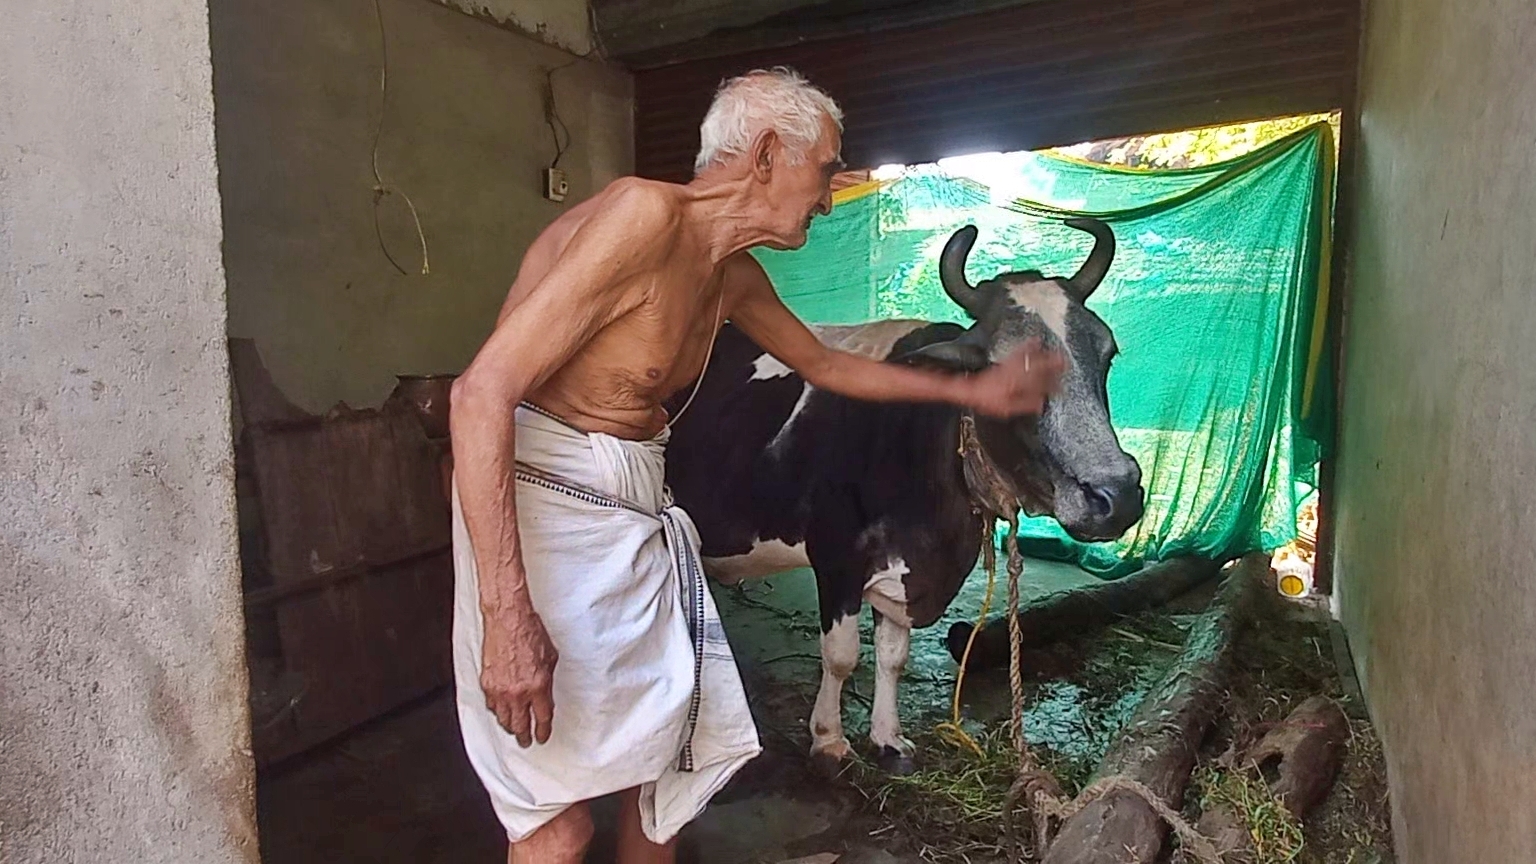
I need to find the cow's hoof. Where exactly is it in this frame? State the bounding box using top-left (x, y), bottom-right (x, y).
top-left (875, 745), bottom-right (918, 776)
top-left (809, 738), bottom-right (853, 778)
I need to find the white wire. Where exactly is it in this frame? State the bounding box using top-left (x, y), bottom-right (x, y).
top-left (370, 0), bottom-right (430, 276)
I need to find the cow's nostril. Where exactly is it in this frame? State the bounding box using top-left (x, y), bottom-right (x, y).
top-left (1083, 484), bottom-right (1115, 517)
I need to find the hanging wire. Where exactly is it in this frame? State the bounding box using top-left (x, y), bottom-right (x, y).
top-left (543, 60), bottom-right (578, 170)
top-left (370, 0), bottom-right (430, 276)
top-left (543, 9), bottom-right (608, 173)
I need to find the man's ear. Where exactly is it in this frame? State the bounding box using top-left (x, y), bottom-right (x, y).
top-left (750, 128), bottom-right (778, 182)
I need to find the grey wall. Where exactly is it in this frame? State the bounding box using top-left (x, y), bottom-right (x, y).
top-left (212, 0), bottom-right (633, 414)
top-left (433, 0), bottom-right (594, 55)
top-left (0, 1), bottom-right (256, 862)
top-left (1335, 0), bottom-right (1536, 860)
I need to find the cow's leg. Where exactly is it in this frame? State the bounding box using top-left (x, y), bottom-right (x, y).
top-left (804, 505), bottom-right (869, 774)
top-left (869, 610), bottom-right (917, 775)
top-left (808, 609), bottom-right (860, 772)
top-left (863, 556), bottom-right (917, 774)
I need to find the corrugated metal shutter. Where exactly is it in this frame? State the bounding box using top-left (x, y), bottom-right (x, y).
top-left (634, 0), bottom-right (1359, 180)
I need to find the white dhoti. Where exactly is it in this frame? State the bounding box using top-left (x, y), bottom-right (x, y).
top-left (451, 404), bottom-right (760, 844)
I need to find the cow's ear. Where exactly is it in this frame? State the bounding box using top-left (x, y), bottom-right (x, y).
top-left (897, 338), bottom-right (990, 372)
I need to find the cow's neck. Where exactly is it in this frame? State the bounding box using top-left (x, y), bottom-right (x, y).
top-left (957, 413), bottom-right (1020, 524)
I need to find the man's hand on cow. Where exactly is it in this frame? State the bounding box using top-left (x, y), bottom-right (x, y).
top-left (965, 338), bottom-right (1066, 418)
top-left (480, 596), bottom-right (559, 747)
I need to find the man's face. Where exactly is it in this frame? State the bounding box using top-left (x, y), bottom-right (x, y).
top-left (765, 113), bottom-right (844, 250)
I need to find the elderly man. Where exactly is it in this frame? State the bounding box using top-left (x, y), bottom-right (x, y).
top-left (449, 67), bottom-right (1064, 863)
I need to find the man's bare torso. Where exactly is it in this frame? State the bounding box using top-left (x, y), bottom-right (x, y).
top-left (501, 179), bottom-right (737, 440)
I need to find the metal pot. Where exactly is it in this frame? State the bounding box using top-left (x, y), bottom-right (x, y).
top-left (387, 373), bottom-right (457, 439)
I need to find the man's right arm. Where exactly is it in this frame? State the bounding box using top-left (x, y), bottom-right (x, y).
top-left (449, 181), bottom-right (675, 746)
top-left (727, 254), bottom-right (1064, 417)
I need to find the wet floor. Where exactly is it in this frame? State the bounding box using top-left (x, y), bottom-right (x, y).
top-left (714, 558), bottom-right (1105, 743)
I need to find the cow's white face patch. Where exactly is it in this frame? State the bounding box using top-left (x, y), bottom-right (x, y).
top-left (750, 353), bottom-right (794, 380)
top-left (1005, 280), bottom-right (1071, 353)
top-left (702, 538), bottom-right (810, 583)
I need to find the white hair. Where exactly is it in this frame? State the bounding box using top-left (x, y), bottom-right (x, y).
top-left (694, 67), bottom-right (844, 174)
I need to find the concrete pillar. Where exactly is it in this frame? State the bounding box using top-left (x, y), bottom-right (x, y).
top-left (0, 1), bottom-right (256, 861)
top-left (1336, 0), bottom-right (1536, 860)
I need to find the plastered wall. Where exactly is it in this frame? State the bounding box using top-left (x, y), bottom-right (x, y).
top-left (213, 0), bottom-right (633, 413)
top-left (1335, 0), bottom-right (1536, 859)
top-left (0, 1), bottom-right (256, 860)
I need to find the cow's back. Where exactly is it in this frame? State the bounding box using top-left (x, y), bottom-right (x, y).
top-left (664, 325), bottom-right (813, 558)
top-left (665, 321), bottom-right (985, 627)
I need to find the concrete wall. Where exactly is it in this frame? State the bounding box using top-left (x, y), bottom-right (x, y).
top-left (1335, 0), bottom-right (1536, 860)
top-left (212, 0), bottom-right (633, 413)
top-left (0, 1), bottom-right (256, 862)
top-left (434, 0), bottom-right (594, 55)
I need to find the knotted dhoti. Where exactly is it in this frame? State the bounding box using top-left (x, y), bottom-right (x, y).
top-left (451, 404), bottom-right (760, 844)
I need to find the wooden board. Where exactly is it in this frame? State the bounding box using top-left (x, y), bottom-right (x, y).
top-left (247, 419), bottom-right (348, 586)
top-left (245, 406), bottom-right (455, 765)
top-left (247, 408), bottom-right (449, 587)
top-left (267, 554), bottom-right (453, 763)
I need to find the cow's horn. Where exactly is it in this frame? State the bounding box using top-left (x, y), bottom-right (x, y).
top-left (1063, 217), bottom-right (1116, 301)
top-left (940, 225), bottom-right (983, 317)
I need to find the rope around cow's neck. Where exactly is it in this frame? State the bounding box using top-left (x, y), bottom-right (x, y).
top-left (944, 414), bottom-right (1226, 864)
top-left (935, 415), bottom-right (1010, 759)
top-left (939, 414), bottom-right (1052, 860)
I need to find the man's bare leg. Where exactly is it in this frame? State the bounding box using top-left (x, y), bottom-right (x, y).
top-left (617, 786), bottom-right (678, 864)
top-left (508, 802), bottom-right (594, 864)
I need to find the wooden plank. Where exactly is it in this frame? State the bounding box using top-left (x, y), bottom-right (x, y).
top-left (947, 557), bottom-right (1225, 669)
top-left (385, 407), bottom-right (452, 552)
top-left (248, 421), bottom-right (348, 585)
top-left (245, 402), bottom-right (456, 765)
top-left (275, 577), bottom-right (380, 754)
top-left (351, 553), bottom-right (455, 707)
top-left (241, 543), bottom-right (450, 611)
top-left (246, 408), bottom-right (448, 586)
top-left (262, 553), bottom-right (454, 765)
top-left (322, 410), bottom-right (410, 567)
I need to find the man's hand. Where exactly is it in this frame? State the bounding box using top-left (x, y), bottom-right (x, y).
top-left (480, 596), bottom-right (559, 747)
top-left (963, 339), bottom-right (1066, 418)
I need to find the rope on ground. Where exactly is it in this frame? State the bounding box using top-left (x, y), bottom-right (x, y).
top-left (1027, 775), bottom-right (1227, 864)
top-left (997, 518), bottom-right (1066, 863)
top-left (994, 527), bottom-right (1223, 864)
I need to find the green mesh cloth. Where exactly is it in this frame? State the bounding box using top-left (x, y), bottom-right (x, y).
top-left (751, 124), bottom-right (1336, 578)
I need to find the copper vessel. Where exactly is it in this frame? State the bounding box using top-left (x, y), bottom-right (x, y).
top-left (387, 373), bottom-right (457, 439)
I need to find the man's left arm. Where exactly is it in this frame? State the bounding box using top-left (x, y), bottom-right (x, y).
top-left (725, 255), bottom-right (1063, 418)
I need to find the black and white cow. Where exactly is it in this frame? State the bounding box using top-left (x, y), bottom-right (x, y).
top-left (665, 219), bottom-right (1145, 773)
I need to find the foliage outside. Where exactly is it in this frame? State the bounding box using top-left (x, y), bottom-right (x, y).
top-left (1052, 112), bottom-right (1341, 170)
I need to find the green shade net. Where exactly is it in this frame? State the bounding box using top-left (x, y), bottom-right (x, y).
top-left (751, 124), bottom-right (1336, 578)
